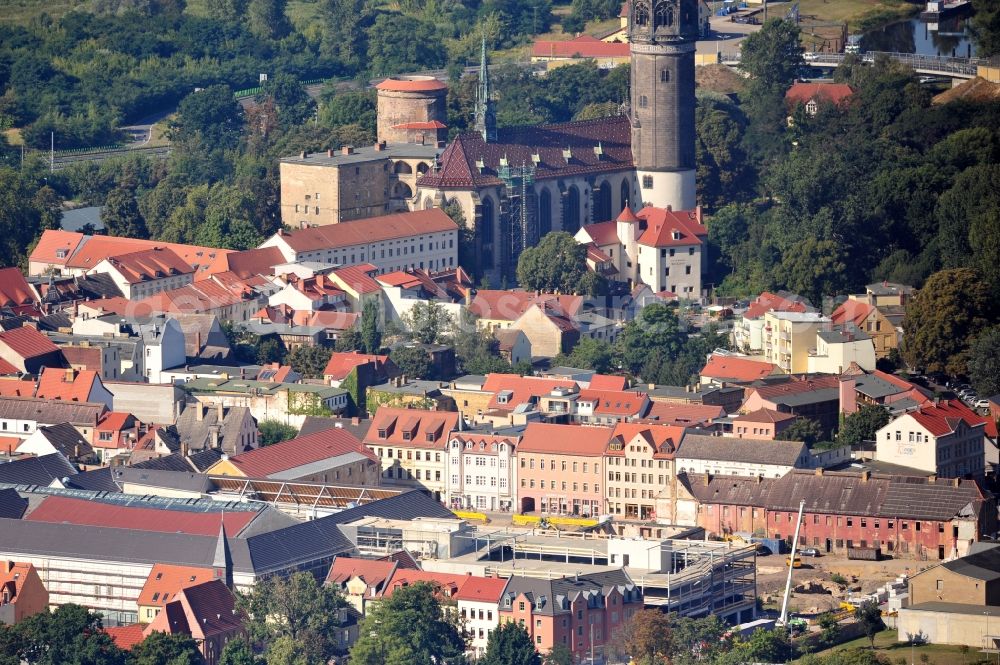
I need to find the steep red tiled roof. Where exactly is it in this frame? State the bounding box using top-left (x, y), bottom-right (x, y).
top-left (67, 235), bottom-right (230, 274)
top-left (145, 580), bottom-right (242, 640)
top-left (577, 220), bottom-right (621, 246)
top-left (0, 267), bottom-right (39, 313)
top-left (455, 576), bottom-right (509, 603)
top-left (273, 210), bottom-right (457, 253)
top-left (379, 569), bottom-right (470, 598)
top-left (326, 557), bottom-right (396, 589)
top-left (417, 115), bottom-right (632, 189)
top-left (607, 422), bottom-right (684, 458)
top-left (329, 263), bottom-right (383, 296)
top-left (831, 300), bottom-right (875, 327)
top-left (588, 374), bottom-right (628, 391)
top-left (364, 407), bottom-right (459, 449)
top-left (518, 422), bottom-right (611, 456)
top-left (0, 358), bottom-right (20, 375)
top-left (532, 35), bottom-right (630, 58)
top-left (25, 496), bottom-right (256, 536)
top-left (224, 428), bottom-right (376, 477)
top-left (28, 230), bottom-right (86, 267)
top-left (103, 247), bottom-right (193, 284)
top-left (60, 346), bottom-right (103, 372)
top-left (323, 351), bottom-right (390, 381)
top-left (642, 401), bottom-right (725, 426)
top-left (137, 564), bottom-right (216, 609)
top-left (873, 369), bottom-right (916, 391)
top-left (104, 624), bottom-right (146, 651)
top-left (578, 388), bottom-right (648, 415)
top-left (0, 380), bottom-right (36, 397)
top-left (35, 367), bottom-right (101, 403)
top-left (636, 206), bottom-right (706, 248)
top-left (909, 399), bottom-right (988, 437)
top-left (202, 246), bottom-right (285, 280)
top-left (0, 436), bottom-right (21, 454)
top-left (701, 355), bottom-right (779, 383)
top-left (97, 411), bottom-right (133, 431)
top-left (0, 326), bottom-right (60, 359)
top-left (79, 296), bottom-right (133, 317)
top-left (310, 310), bottom-right (361, 329)
top-left (786, 82), bottom-right (854, 107)
top-left (448, 432), bottom-right (519, 455)
top-left (744, 291), bottom-right (810, 319)
top-left (469, 290), bottom-right (583, 322)
top-left (481, 374), bottom-right (578, 412)
top-left (139, 276), bottom-right (257, 314)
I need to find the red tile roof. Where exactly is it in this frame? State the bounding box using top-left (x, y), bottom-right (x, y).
top-left (103, 247), bottom-right (193, 284)
top-left (273, 209), bottom-right (457, 253)
top-left (417, 116), bottom-right (632, 189)
top-left (145, 580), bottom-right (243, 640)
top-left (642, 401), bottom-right (725, 426)
top-left (137, 564), bottom-right (217, 609)
top-left (532, 35), bottom-right (631, 58)
top-left (59, 346), bottom-right (103, 372)
top-left (28, 230), bottom-right (86, 267)
top-left (587, 374), bottom-right (628, 391)
top-left (744, 292), bottom-right (811, 319)
top-left (0, 380), bottom-right (37, 397)
top-left (25, 496), bottom-right (257, 536)
top-left (518, 422), bottom-right (611, 456)
top-left (607, 422), bottom-right (684, 458)
top-left (375, 76), bottom-right (448, 92)
top-left (224, 427), bottom-right (376, 477)
top-left (831, 300), bottom-right (875, 327)
top-left (872, 370), bottom-right (915, 392)
top-left (785, 82), bottom-right (854, 107)
top-left (700, 355), bottom-right (779, 383)
top-left (481, 374), bottom-right (578, 412)
top-left (908, 399), bottom-right (988, 437)
top-left (202, 246), bottom-right (285, 280)
top-left (392, 121), bottom-right (448, 130)
top-left (578, 389), bottom-right (648, 415)
top-left (577, 220), bottom-right (621, 246)
top-left (751, 375), bottom-right (839, 401)
top-left (0, 358), bottom-right (20, 375)
top-left (0, 267), bottom-right (39, 313)
top-left (469, 290), bottom-right (583, 322)
top-left (139, 276), bottom-right (257, 314)
top-left (326, 557), bottom-right (397, 589)
top-left (364, 407), bottom-right (459, 449)
top-left (310, 310), bottom-right (361, 329)
top-left (448, 432), bottom-right (519, 455)
top-left (0, 326), bottom-right (60, 359)
top-left (329, 263), bottom-right (383, 295)
top-left (733, 408), bottom-right (797, 424)
top-left (379, 569), bottom-right (470, 598)
top-left (636, 206), bottom-right (706, 248)
top-left (104, 624), bottom-right (146, 651)
top-left (35, 367), bottom-right (102, 403)
top-left (68, 235), bottom-right (229, 274)
top-left (455, 576), bottom-right (509, 603)
top-left (79, 296), bottom-right (133, 317)
top-left (323, 351), bottom-right (390, 382)
top-left (0, 436), bottom-right (22, 454)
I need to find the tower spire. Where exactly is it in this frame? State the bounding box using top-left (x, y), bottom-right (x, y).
top-left (475, 36), bottom-right (497, 142)
top-left (213, 517), bottom-right (233, 589)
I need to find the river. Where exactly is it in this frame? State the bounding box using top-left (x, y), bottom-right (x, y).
top-left (861, 15), bottom-right (977, 58)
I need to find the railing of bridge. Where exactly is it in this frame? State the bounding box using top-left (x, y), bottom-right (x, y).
top-left (718, 50), bottom-right (984, 76)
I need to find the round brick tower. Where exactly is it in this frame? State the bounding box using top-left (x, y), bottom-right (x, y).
top-left (375, 76), bottom-right (449, 145)
top-left (629, 0), bottom-right (699, 210)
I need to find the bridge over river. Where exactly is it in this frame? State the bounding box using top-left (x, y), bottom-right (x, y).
top-left (719, 50), bottom-right (986, 79)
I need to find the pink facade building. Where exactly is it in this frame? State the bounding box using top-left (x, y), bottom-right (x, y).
top-left (516, 423), bottom-right (609, 516)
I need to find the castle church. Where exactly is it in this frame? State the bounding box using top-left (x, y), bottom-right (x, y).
top-left (279, 0), bottom-right (699, 280)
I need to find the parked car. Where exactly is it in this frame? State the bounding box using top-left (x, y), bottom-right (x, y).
top-left (799, 547), bottom-right (821, 557)
top-left (975, 399), bottom-right (990, 409)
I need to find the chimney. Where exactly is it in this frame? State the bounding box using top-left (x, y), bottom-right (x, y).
top-left (181, 442), bottom-right (189, 457)
top-left (73, 444), bottom-right (80, 458)
top-left (861, 470), bottom-right (870, 482)
top-left (217, 402), bottom-right (224, 421)
top-left (342, 146), bottom-right (354, 155)
top-left (5, 561), bottom-right (14, 573)
top-left (65, 367), bottom-right (75, 382)
top-left (928, 474), bottom-right (936, 484)
top-left (952, 477), bottom-right (960, 487)
top-left (327, 149), bottom-right (334, 157)
top-left (197, 403), bottom-right (205, 421)
top-left (196, 331), bottom-right (202, 353)
top-left (703, 472), bottom-right (711, 485)
top-left (815, 467), bottom-right (824, 476)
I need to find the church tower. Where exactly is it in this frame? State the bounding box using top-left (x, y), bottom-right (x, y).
top-left (629, 0), bottom-right (698, 210)
top-left (475, 37), bottom-right (497, 142)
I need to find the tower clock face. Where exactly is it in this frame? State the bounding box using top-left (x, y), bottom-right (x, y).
top-left (629, 0), bottom-right (699, 42)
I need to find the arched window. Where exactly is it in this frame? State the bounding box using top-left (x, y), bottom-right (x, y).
top-left (416, 162), bottom-right (430, 174)
top-left (594, 181), bottom-right (613, 223)
top-left (423, 197), bottom-right (434, 210)
top-left (620, 179), bottom-right (631, 212)
top-left (634, 0), bottom-right (650, 26)
top-left (394, 182), bottom-right (413, 199)
top-left (539, 188), bottom-right (553, 236)
top-left (563, 186), bottom-right (581, 234)
top-left (654, 1), bottom-right (673, 28)
top-left (480, 197), bottom-right (495, 244)
top-left (393, 161), bottom-right (413, 174)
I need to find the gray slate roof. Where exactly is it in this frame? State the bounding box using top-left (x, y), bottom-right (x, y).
top-left (0, 397), bottom-right (106, 425)
top-left (114, 467), bottom-right (214, 494)
top-left (0, 453), bottom-right (77, 486)
top-left (62, 467), bottom-right (122, 493)
top-left (677, 434), bottom-right (807, 467)
top-left (941, 547), bottom-right (1000, 581)
top-left (36, 422), bottom-right (95, 459)
top-left (130, 453), bottom-right (194, 472)
top-left (298, 416), bottom-right (370, 441)
top-left (501, 569), bottom-right (637, 616)
top-left (0, 487), bottom-right (28, 519)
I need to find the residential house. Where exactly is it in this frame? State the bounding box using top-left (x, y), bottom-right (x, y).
top-left (731, 291), bottom-right (813, 353)
top-left (93, 412), bottom-right (140, 464)
top-left (377, 267), bottom-right (470, 327)
top-left (91, 247), bottom-right (195, 300)
top-left (699, 354), bottom-right (781, 386)
top-left (832, 298), bottom-right (899, 359)
top-left (511, 303), bottom-right (580, 359)
top-left (325, 557), bottom-right (399, 615)
top-left (363, 407), bottom-right (459, 499)
top-left (60, 343), bottom-right (123, 382)
top-left (573, 389), bottom-right (650, 425)
top-left (267, 272), bottom-right (348, 313)
top-left (0, 268), bottom-right (41, 317)
top-left (0, 561), bottom-right (49, 625)
top-left (479, 374), bottom-right (579, 425)
top-left (444, 431), bottom-right (519, 512)
top-left (467, 291), bottom-right (584, 334)
top-left (806, 327), bottom-right (877, 374)
top-left (456, 576), bottom-right (510, 657)
top-left (839, 369), bottom-right (931, 416)
top-left (260, 209), bottom-right (459, 274)
top-left (575, 206), bottom-right (707, 299)
top-left (741, 375), bottom-right (841, 438)
top-left (172, 314), bottom-right (233, 361)
top-left (143, 580), bottom-right (245, 665)
top-left (876, 399), bottom-right (988, 478)
top-left (785, 82), bottom-right (854, 116)
top-left (201, 246), bottom-right (285, 280)
top-left (907, 545), bottom-right (1000, 606)
top-left (137, 274), bottom-right (269, 324)
top-left (730, 409), bottom-right (798, 440)
top-left (516, 422), bottom-right (609, 516)
top-left (324, 351), bottom-right (397, 390)
top-left (495, 330), bottom-right (531, 367)
top-left (365, 378), bottom-right (457, 413)
top-left (673, 469), bottom-right (996, 560)
top-left (498, 570), bottom-right (641, 661)
top-left (604, 423), bottom-right (683, 522)
top-left (15, 422), bottom-right (96, 463)
top-left (207, 428), bottom-right (379, 485)
top-left (674, 433), bottom-right (809, 479)
top-left (642, 401), bottom-right (725, 428)
top-left (0, 397), bottom-right (106, 442)
top-left (326, 264), bottom-right (383, 312)
top-left (136, 564), bottom-right (216, 624)
top-left (0, 326), bottom-right (64, 374)
top-left (530, 35), bottom-right (630, 70)
top-left (761, 311), bottom-right (830, 374)
top-left (174, 402), bottom-right (258, 457)
top-left (184, 377), bottom-right (349, 427)
top-left (35, 367), bottom-right (114, 410)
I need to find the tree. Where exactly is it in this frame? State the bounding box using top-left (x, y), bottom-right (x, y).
top-left (247, 0), bottom-right (291, 40)
top-left (218, 638), bottom-right (256, 665)
top-left (554, 337), bottom-right (613, 373)
top-left (367, 14), bottom-right (448, 76)
top-left (14, 604), bottom-right (126, 665)
top-left (239, 573), bottom-right (348, 665)
top-left (260, 74), bottom-right (313, 128)
top-left (128, 632), bottom-right (203, 665)
top-left (403, 301), bottom-right (451, 345)
top-left (349, 583), bottom-right (466, 665)
top-left (777, 418), bottom-right (823, 447)
top-left (837, 404), bottom-right (891, 446)
top-left (288, 345), bottom-right (332, 379)
top-left (738, 18), bottom-right (804, 92)
top-left (817, 612), bottom-right (840, 646)
top-left (542, 644), bottom-right (573, 665)
top-left (624, 609), bottom-right (673, 665)
top-left (615, 303), bottom-right (687, 376)
top-left (480, 622), bottom-right (539, 665)
top-left (972, 0), bottom-right (1000, 56)
top-left (854, 600), bottom-right (884, 650)
top-left (33, 185), bottom-right (64, 231)
top-left (170, 85), bottom-right (244, 153)
top-left (102, 187), bottom-right (149, 239)
top-left (256, 337), bottom-right (287, 365)
top-left (390, 346), bottom-right (433, 380)
top-left (968, 326), bottom-right (1000, 397)
top-left (361, 299), bottom-right (382, 354)
top-left (776, 237), bottom-right (850, 309)
top-left (335, 327), bottom-right (365, 353)
top-left (258, 420), bottom-right (299, 446)
top-left (902, 268), bottom-right (997, 375)
top-left (516, 232), bottom-right (589, 294)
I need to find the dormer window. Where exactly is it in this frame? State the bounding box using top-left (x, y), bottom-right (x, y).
top-left (425, 431), bottom-right (435, 443)
top-left (402, 430), bottom-right (412, 441)
top-left (378, 428), bottom-right (388, 439)
top-left (56, 249), bottom-right (67, 259)
top-left (672, 231), bottom-right (681, 240)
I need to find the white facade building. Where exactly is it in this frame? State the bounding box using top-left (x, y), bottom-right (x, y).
top-left (444, 432), bottom-right (519, 512)
top-left (876, 400), bottom-right (987, 478)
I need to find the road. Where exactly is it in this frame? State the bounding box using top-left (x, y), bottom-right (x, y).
top-left (119, 107), bottom-right (174, 147)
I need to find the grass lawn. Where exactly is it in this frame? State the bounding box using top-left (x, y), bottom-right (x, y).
top-left (792, 0), bottom-right (919, 32)
top-left (803, 629), bottom-right (992, 665)
top-left (0, 0), bottom-right (84, 24)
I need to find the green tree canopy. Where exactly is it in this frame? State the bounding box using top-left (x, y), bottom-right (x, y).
top-left (361, 299), bottom-right (383, 354)
top-left (258, 420), bottom-right (299, 446)
top-left (968, 326), bottom-right (1000, 398)
top-left (128, 631), bottom-right (203, 665)
top-left (403, 301), bottom-right (451, 345)
top-left (615, 303), bottom-right (687, 376)
top-left (287, 345), bottom-right (332, 379)
top-left (516, 232), bottom-right (589, 294)
top-left (12, 604), bottom-right (126, 665)
top-left (777, 417), bottom-right (823, 447)
top-left (390, 345), bottom-right (433, 380)
top-left (102, 187), bottom-right (149, 239)
top-left (737, 19), bottom-right (804, 90)
top-left (480, 622), bottom-right (539, 665)
top-left (838, 404), bottom-right (892, 446)
top-left (972, 0), bottom-right (1000, 56)
top-left (349, 582), bottom-right (466, 665)
top-left (854, 600), bottom-right (885, 650)
top-left (554, 337), bottom-right (613, 374)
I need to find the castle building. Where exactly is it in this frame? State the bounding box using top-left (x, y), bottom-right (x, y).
top-left (278, 0), bottom-right (699, 279)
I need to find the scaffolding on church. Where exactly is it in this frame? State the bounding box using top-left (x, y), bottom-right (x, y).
top-left (498, 161), bottom-right (537, 280)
